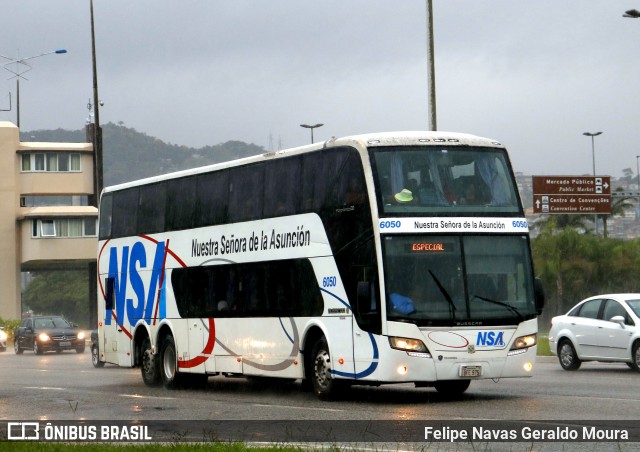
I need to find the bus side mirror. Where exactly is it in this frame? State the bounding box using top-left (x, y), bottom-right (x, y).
top-left (357, 281), bottom-right (372, 314)
top-left (534, 278), bottom-right (545, 315)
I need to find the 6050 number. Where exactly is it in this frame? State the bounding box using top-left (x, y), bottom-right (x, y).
top-left (322, 276), bottom-right (337, 288)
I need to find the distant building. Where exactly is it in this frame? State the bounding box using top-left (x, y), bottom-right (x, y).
top-left (0, 122), bottom-right (97, 320)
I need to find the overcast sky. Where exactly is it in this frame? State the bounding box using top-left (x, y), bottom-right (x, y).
top-left (1, 1), bottom-right (639, 178)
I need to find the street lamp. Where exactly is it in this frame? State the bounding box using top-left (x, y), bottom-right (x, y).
top-left (623, 9), bottom-right (640, 18)
top-left (583, 131), bottom-right (602, 176)
top-left (0, 48), bottom-right (67, 128)
top-left (636, 155), bottom-right (640, 190)
top-left (300, 123), bottom-right (323, 144)
top-left (583, 131), bottom-right (603, 235)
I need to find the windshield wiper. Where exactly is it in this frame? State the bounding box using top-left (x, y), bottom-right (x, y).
top-left (428, 270), bottom-right (456, 321)
top-left (472, 295), bottom-right (524, 321)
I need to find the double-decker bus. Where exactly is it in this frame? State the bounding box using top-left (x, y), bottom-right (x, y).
top-left (96, 131), bottom-right (544, 399)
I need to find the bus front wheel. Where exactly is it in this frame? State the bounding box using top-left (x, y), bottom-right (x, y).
top-left (141, 337), bottom-right (160, 386)
top-left (311, 337), bottom-right (346, 400)
top-left (433, 379), bottom-right (471, 396)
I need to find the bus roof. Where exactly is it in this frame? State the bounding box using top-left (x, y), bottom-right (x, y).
top-left (102, 131), bottom-right (505, 194)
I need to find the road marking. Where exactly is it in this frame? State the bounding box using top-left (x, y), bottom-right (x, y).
top-left (252, 403), bottom-right (343, 412)
top-left (24, 386), bottom-right (66, 391)
top-left (120, 394), bottom-right (177, 400)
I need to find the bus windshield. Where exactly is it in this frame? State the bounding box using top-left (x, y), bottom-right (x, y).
top-left (371, 146), bottom-right (520, 215)
top-left (383, 235), bottom-right (537, 326)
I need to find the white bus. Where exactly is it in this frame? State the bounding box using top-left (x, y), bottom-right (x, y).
top-left (96, 131), bottom-right (544, 399)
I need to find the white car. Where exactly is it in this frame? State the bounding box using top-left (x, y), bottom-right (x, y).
top-left (549, 294), bottom-right (640, 371)
top-left (0, 327), bottom-right (7, 352)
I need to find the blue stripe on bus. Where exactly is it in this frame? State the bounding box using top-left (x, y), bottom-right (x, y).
top-left (331, 332), bottom-right (379, 379)
top-left (278, 317), bottom-right (295, 345)
top-left (319, 288), bottom-right (352, 309)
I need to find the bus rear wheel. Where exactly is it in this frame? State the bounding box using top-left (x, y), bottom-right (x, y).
top-left (141, 337), bottom-right (160, 386)
top-left (160, 334), bottom-right (182, 389)
top-left (310, 337), bottom-right (346, 400)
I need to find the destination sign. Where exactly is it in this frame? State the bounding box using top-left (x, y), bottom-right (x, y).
top-left (532, 176), bottom-right (611, 214)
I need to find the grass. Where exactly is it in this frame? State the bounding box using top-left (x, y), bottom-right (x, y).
top-left (537, 334), bottom-right (551, 356)
top-left (0, 443), bottom-right (317, 452)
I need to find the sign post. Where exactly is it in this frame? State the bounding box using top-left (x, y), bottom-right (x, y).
top-left (532, 176), bottom-right (611, 214)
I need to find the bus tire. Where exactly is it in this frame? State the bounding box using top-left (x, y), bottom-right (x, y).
top-left (160, 334), bottom-right (182, 389)
top-left (91, 345), bottom-right (105, 368)
top-left (558, 339), bottom-right (581, 371)
top-left (141, 337), bottom-right (161, 386)
top-left (433, 379), bottom-right (471, 396)
top-left (310, 337), bottom-right (345, 400)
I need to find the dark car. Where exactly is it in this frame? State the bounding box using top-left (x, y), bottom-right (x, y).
top-left (14, 316), bottom-right (86, 355)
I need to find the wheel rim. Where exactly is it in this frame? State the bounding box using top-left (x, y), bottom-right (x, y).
top-left (92, 348), bottom-right (98, 365)
top-left (314, 350), bottom-right (332, 391)
top-left (559, 343), bottom-right (574, 367)
top-left (14, 341), bottom-right (19, 353)
top-left (634, 346), bottom-right (640, 367)
top-left (33, 341), bottom-right (38, 354)
top-left (163, 344), bottom-right (176, 381)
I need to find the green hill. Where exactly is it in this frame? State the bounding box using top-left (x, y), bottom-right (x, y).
top-left (20, 123), bottom-right (265, 186)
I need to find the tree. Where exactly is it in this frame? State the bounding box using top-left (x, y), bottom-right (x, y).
top-left (600, 187), bottom-right (635, 238)
top-left (22, 271), bottom-right (90, 328)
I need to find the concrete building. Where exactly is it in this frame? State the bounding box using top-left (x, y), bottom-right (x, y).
top-left (0, 121), bottom-right (97, 320)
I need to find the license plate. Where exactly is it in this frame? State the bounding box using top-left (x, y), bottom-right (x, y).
top-left (59, 341), bottom-right (71, 347)
top-left (460, 365), bottom-right (481, 377)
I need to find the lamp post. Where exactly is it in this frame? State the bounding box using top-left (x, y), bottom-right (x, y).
top-left (623, 9), bottom-right (640, 18)
top-left (0, 49), bottom-right (67, 128)
top-left (637, 155), bottom-right (640, 190)
top-left (300, 123), bottom-right (323, 144)
top-left (583, 131), bottom-right (603, 235)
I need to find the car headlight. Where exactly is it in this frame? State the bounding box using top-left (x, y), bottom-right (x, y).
top-left (77, 332), bottom-right (85, 340)
top-left (389, 336), bottom-right (431, 356)
top-left (0, 330), bottom-right (7, 341)
top-left (38, 333), bottom-right (51, 342)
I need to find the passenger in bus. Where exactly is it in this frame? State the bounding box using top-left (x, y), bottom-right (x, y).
top-left (344, 175), bottom-right (367, 206)
top-left (458, 177), bottom-right (489, 205)
top-left (417, 176), bottom-right (443, 206)
top-left (389, 292), bottom-right (415, 314)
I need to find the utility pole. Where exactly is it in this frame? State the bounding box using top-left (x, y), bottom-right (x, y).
top-left (426, 0), bottom-right (437, 131)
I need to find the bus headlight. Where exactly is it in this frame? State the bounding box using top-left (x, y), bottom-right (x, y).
top-left (389, 337), bottom-right (431, 357)
top-left (509, 333), bottom-right (536, 355)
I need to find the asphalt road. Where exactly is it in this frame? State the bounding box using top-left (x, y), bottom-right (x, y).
top-left (0, 346), bottom-right (638, 422)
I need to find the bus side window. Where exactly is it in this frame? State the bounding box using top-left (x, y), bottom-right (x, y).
top-left (166, 177), bottom-right (196, 231)
top-left (229, 164), bottom-right (264, 223)
top-left (137, 183), bottom-right (167, 234)
top-left (112, 188), bottom-right (139, 238)
top-left (98, 194), bottom-right (113, 240)
top-left (195, 171), bottom-right (229, 227)
top-left (264, 156), bottom-right (301, 217)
